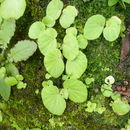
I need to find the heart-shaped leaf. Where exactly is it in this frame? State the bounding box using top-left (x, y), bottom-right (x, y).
top-left (38, 28), bottom-right (57, 55)
top-left (28, 21), bottom-right (45, 39)
top-left (66, 51), bottom-right (87, 79)
top-left (41, 85), bottom-right (66, 115)
top-left (63, 79), bottom-right (88, 103)
top-left (44, 49), bottom-right (64, 78)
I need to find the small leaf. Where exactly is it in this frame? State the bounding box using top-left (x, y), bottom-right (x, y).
top-left (63, 79), bottom-right (88, 103)
top-left (60, 6), bottom-right (78, 28)
top-left (44, 49), bottom-right (64, 78)
top-left (28, 21), bottom-right (45, 39)
top-left (66, 51), bottom-right (87, 79)
top-left (77, 34), bottom-right (88, 49)
top-left (103, 16), bottom-right (121, 42)
top-left (46, 0), bottom-right (63, 20)
top-left (38, 28), bottom-right (57, 55)
top-left (84, 15), bottom-right (105, 40)
top-left (0, 0), bottom-right (26, 19)
top-left (9, 40), bottom-right (37, 63)
top-left (42, 16), bottom-right (55, 27)
top-left (66, 27), bottom-right (77, 36)
top-left (0, 78), bottom-right (11, 101)
top-left (5, 63), bottom-right (19, 77)
top-left (0, 19), bottom-right (16, 48)
top-left (108, 0), bottom-right (119, 6)
top-left (63, 34), bottom-right (79, 60)
top-left (5, 77), bottom-right (18, 86)
top-left (41, 85), bottom-right (66, 115)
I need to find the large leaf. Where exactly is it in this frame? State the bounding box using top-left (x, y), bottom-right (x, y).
top-left (103, 16), bottom-right (121, 42)
top-left (63, 79), bottom-right (88, 103)
top-left (0, 19), bottom-right (16, 48)
top-left (28, 21), bottom-right (45, 39)
top-left (41, 85), bottom-right (66, 115)
top-left (66, 51), bottom-right (87, 79)
top-left (108, 0), bottom-right (119, 6)
top-left (0, 78), bottom-right (11, 101)
top-left (60, 6), bottom-right (78, 28)
top-left (0, 0), bottom-right (26, 19)
top-left (46, 0), bottom-right (63, 20)
top-left (63, 34), bottom-right (79, 60)
top-left (84, 15), bottom-right (105, 40)
top-left (9, 40), bottom-right (37, 63)
top-left (44, 49), bottom-right (64, 78)
top-left (38, 28), bottom-right (57, 55)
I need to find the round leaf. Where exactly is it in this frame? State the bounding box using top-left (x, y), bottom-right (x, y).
top-left (103, 16), bottom-right (121, 42)
top-left (38, 28), bottom-right (57, 55)
top-left (28, 21), bottom-right (45, 39)
top-left (42, 16), bottom-right (55, 27)
top-left (63, 34), bottom-right (79, 60)
top-left (108, 0), bottom-right (119, 6)
top-left (60, 6), bottom-right (78, 28)
top-left (9, 40), bottom-right (37, 63)
top-left (66, 51), bottom-right (87, 79)
top-left (111, 99), bottom-right (130, 115)
top-left (84, 15), bottom-right (105, 40)
top-left (0, 0), bottom-right (26, 19)
top-left (44, 49), bottom-right (64, 78)
top-left (77, 34), bottom-right (88, 49)
top-left (41, 85), bottom-right (66, 115)
top-left (46, 0), bottom-right (63, 20)
top-left (63, 79), bottom-right (88, 103)
top-left (66, 27), bottom-right (77, 36)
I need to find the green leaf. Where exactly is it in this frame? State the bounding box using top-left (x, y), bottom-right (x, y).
top-left (63, 34), bottom-right (79, 60)
top-left (5, 77), bottom-right (18, 86)
top-left (63, 79), bottom-right (88, 103)
top-left (84, 15), bottom-right (105, 40)
top-left (101, 84), bottom-right (113, 97)
top-left (122, 0), bottom-right (130, 4)
top-left (9, 40), bottom-right (37, 63)
top-left (5, 63), bottom-right (19, 77)
top-left (0, 0), bottom-right (26, 19)
top-left (103, 16), bottom-right (121, 42)
top-left (38, 28), bottom-right (57, 55)
top-left (0, 19), bottom-right (16, 48)
top-left (108, 0), bottom-right (119, 6)
top-left (66, 27), bottom-right (77, 36)
top-left (41, 85), bottom-right (66, 115)
top-left (111, 99), bottom-right (130, 115)
top-left (28, 21), bottom-right (45, 39)
top-left (0, 67), bottom-right (6, 78)
top-left (44, 49), bottom-right (64, 78)
top-left (66, 51), bottom-right (87, 79)
top-left (77, 34), bottom-right (88, 49)
top-left (42, 16), bottom-right (55, 27)
top-left (60, 6), bottom-right (78, 28)
top-left (46, 0), bottom-right (63, 20)
top-left (0, 78), bottom-right (11, 101)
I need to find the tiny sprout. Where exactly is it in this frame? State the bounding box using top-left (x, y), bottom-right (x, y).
top-left (105, 76), bottom-right (115, 85)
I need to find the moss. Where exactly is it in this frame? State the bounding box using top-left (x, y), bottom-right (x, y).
top-left (0, 0), bottom-right (129, 129)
